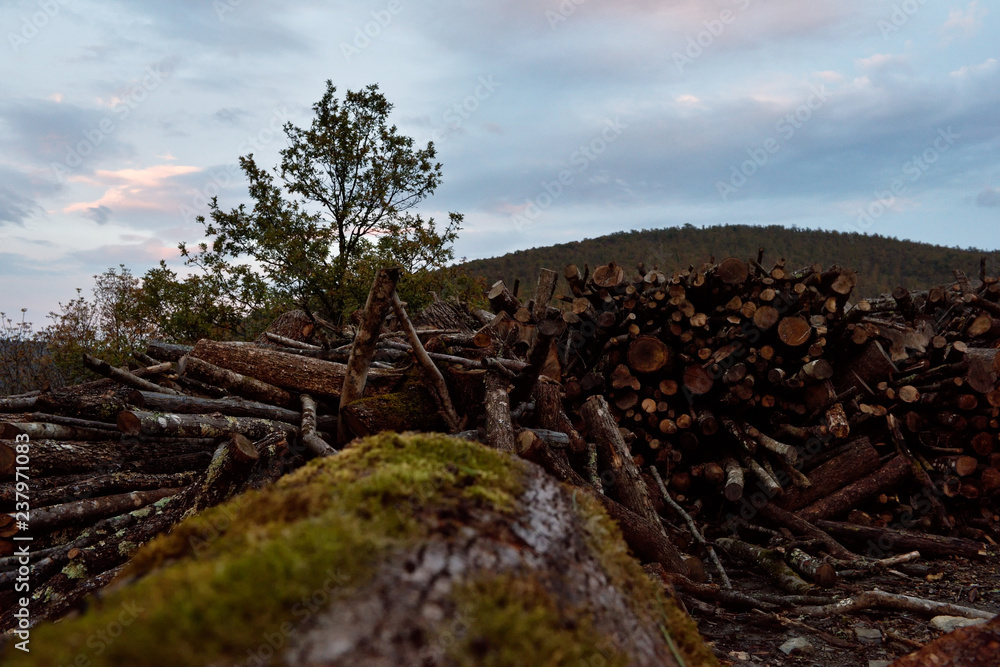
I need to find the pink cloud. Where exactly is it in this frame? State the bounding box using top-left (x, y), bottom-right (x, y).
top-left (63, 164), bottom-right (201, 215)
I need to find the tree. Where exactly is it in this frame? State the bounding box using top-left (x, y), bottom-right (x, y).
top-left (182, 81), bottom-right (464, 320)
top-left (40, 266), bottom-right (158, 384)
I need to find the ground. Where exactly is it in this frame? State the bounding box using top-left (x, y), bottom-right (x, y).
top-left (695, 550), bottom-right (1000, 666)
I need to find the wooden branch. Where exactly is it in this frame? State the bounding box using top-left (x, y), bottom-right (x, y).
top-left (28, 487), bottom-right (182, 533)
top-left (0, 422), bottom-right (120, 442)
top-left (190, 339), bottom-right (402, 400)
top-left (581, 394), bottom-right (664, 535)
top-left (532, 382), bottom-right (586, 454)
top-left (531, 268), bottom-right (559, 322)
top-left (798, 455), bottom-right (913, 524)
top-left (338, 267), bottom-right (402, 445)
top-left (650, 465), bottom-right (731, 589)
top-left (754, 502), bottom-right (858, 561)
top-left (715, 537), bottom-right (814, 596)
top-left (264, 331), bottom-right (321, 350)
top-left (129, 390), bottom-right (334, 430)
top-left (179, 355), bottom-right (293, 407)
top-left (392, 293), bottom-right (461, 432)
top-left (117, 410), bottom-right (297, 441)
top-left (517, 431), bottom-right (687, 575)
top-left (815, 520), bottom-right (988, 559)
top-left (82, 353), bottom-right (180, 395)
top-left (300, 394), bottom-right (336, 457)
top-left (0, 395), bottom-right (38, 413)
top-left (483, 370), bottom-right (516, 453)
top-left (793, 590), bottom-right (995, 619)
top-left (145, 340), bottom-right (193, 361)
top-left (380, 341), bottom-right (528, 372)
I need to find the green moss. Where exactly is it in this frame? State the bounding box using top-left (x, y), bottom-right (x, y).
top-left (6, 430), bottom-right (715, 666)
top-left (449, 574), bottom-right (630, 667)
top-left (572, 490), bottom-right (719, 667)
top-left (7, 432), bottom-right (523, 667)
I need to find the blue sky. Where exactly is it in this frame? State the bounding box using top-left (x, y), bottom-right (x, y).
top-left (1, 0), bottom-right (998, 321)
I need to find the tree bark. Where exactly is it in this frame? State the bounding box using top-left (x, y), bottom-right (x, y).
top-left (117, 410), bottom-right (297, 441)
top-left (299, 394), bottom-right (336, 457)
top-left (797, 455), bottom-right (913, 523)
top-left (483, 371), bottom-right (516, 453)
top-left (190, 339), bottom-right (403, 400)
top-left (179, 355), bottom-right (293, 407)
top-left (581, 394), bottom-right (664, 536)
top-left (392, 293), bottom-right (461, 432)
top-left (82, 353), bottom-right (180, 395)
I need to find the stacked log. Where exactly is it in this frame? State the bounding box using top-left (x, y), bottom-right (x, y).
top-left (5, 256), bottom-right (1000, 644)
top-left (475, 259), bottom-right (1000, 557)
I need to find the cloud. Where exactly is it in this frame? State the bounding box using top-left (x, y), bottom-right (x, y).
top-left (63, 164), bottom-right (202, 217)
top-left (0, 98), bottom-right (135, 169)
top-left (0, 187), bottom-right (37, 226)
top-left (944, 0), bottom-right (988, 41)
top-left (977, 187), bottom-right (1000, 208)
top-left (69, 237), bottom-right (182, 265)
top-left (85, 205), bottom-right (113, 225)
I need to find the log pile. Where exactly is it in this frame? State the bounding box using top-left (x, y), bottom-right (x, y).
top-left (4, 256), bottom-right (1000, 662)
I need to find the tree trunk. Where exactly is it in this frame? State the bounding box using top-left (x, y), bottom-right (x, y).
top-left (179, 354), bottom-right (293, 406)
top-left (190, 339), bottom-right (403, 400)
top-left (338, 268), bottom-right (402, 444)
top-left (483, 371), bottom-right (516, 453)
top-left (581, 395), bottom-right (664, 536)
top-left (117, 410), bottom-right (297, 441)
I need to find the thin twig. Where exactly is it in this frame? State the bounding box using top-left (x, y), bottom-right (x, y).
top-left (650, 466), bottom-right (732, 589)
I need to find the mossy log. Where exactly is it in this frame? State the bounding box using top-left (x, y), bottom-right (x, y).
top-left (340, 380), bottom-right (443, 439)
top-left (0, 432), bottom-right (286, 635)
top-left (2, 433), bottom-right (716, 666)
top-left (715, 537), bottom-right (814, 596)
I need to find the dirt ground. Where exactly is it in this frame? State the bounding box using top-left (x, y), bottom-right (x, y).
top-left (687, 548), bottom-right (1000, 666)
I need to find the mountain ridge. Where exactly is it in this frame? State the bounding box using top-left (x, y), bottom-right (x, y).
top-left (461, 224), bottom-right (998, 299)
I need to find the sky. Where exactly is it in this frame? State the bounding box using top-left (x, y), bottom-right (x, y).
top-left (1, 0), bottom-right (998, 323)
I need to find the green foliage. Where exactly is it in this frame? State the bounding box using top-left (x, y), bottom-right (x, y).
top-left (181, 81), bottom-right (465, 320)
top-left (463, 224), bottom-right (998, 299)
top-left (138, 260), bottom-right (276, 343)
top-left (38, 265), bottom-right (158, 385)
top-left (0, 309), bottom-right (58, 394)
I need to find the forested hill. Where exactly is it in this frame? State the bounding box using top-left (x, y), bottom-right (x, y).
top-left (462, 224), bottom-right (999, 299)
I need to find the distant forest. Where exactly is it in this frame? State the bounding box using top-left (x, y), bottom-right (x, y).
top-left (462, 224), bottom-right (1000, 299)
